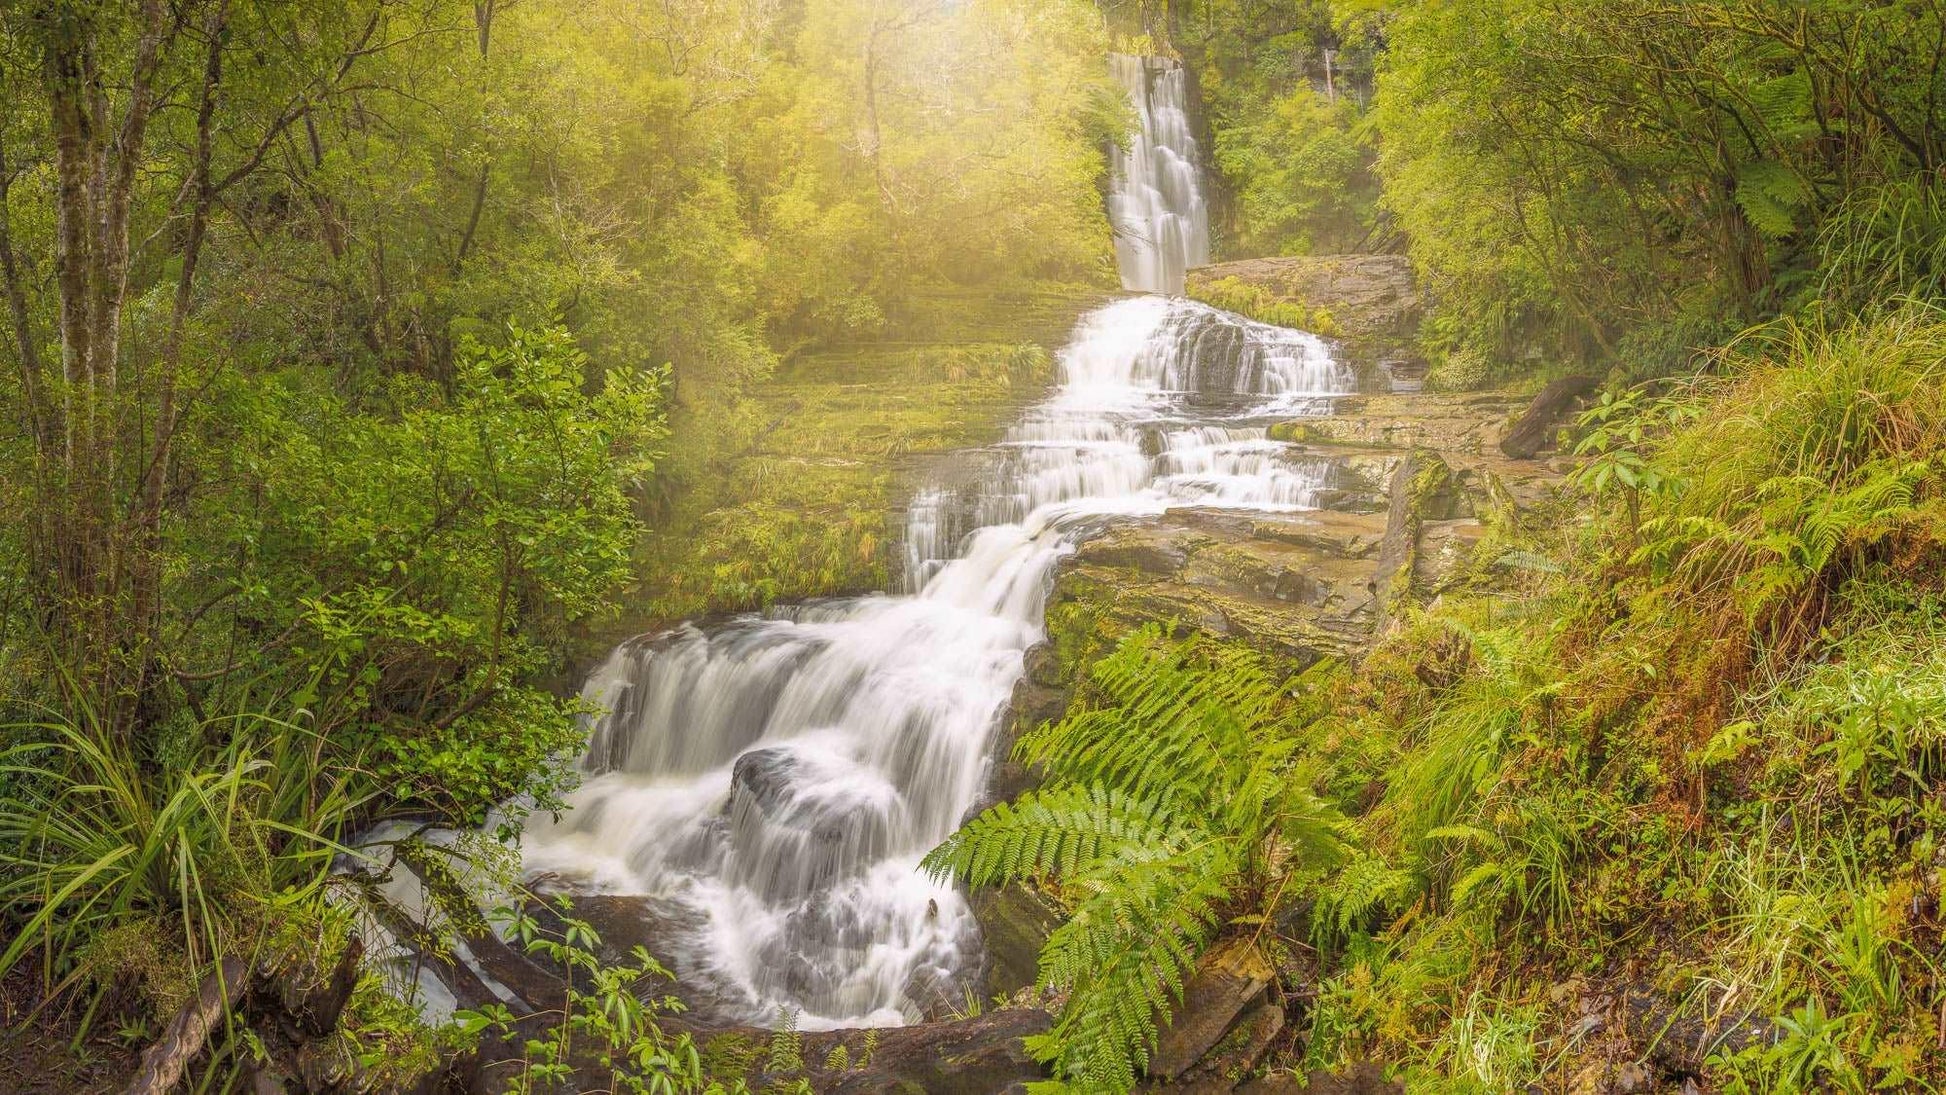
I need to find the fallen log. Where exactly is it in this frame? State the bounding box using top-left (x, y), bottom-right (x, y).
top-left (125, 956), bottom-right (250, 1095)
top-left (1499, 375), bottom-right (1599, 459)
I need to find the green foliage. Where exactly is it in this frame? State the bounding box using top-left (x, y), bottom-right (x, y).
top-left (1292, 308), bottom-right (1946, 1089)
top-left (456, 904), bottom-right (735, 1095)
top-left (1605, 307), bottom-right (1946, 637)
top-left (183, 322), bottom-right (665, 824)
top-left (1373, 0), bottom-right (1946, 374)
top-left (0, 698), bottom-right (363, 1013)
top-left (1819, 178), bottom-right (1946, 312)
top-left (763, 1008), bottom-right (803, 1076)
top-left (927, 627), bottom-right (1348, 1091)
top-left (0, 0), bottom-right (1117, 1080)
top-left (1173, 0), bottom-right (1383, 256)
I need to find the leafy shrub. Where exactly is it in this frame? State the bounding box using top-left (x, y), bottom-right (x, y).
top-left (456, 904), bottom-right (730, 1095)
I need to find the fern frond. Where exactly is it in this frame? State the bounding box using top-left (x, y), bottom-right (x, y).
top-left (1315, 853), bottom-right (1417, 936)
top-left (929, 624), bottom-right (1355, 1091)
top-left (1017, 625), bottom-right (1287, 805)
top-left (921, 783), bottom-right (1183, 888)
top-left (1033, 840), bottom-right (1237, 1089)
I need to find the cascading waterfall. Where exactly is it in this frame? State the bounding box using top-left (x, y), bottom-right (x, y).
top-left (521, 298), bottom-right (1350, 1028)
top-left (1106, 54), bottom-right (1210, 295)
top-left (515, 54), bottom-right (1345, 1031)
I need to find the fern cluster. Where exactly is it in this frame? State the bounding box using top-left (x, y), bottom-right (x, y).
top-left (924, 627), bottom-right (1348, 1091)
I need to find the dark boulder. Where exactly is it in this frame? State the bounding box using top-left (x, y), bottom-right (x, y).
top-left (968, 884), bottom-right (1062, 998)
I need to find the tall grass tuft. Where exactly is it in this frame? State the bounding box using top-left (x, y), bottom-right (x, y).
top-left (0, 699), bottom-right (367, 1012)
top-left (1818, 178), bottom-right (1946, 312)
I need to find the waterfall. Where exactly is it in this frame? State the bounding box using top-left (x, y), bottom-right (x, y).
top-left (1107, 54), bottom-right (1211, 295)
top-left (519, 297), bottom-right (1350, 1028)
top-left (509, 51), bottom-right (1336, 1034)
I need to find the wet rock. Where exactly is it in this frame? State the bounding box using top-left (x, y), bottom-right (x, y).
top-left (1162, 1000), bottom-right (1287, 1091)
top-left (1281, 392), bottom-right (1524, 456)
top-left (527, 893), bottom-right (689, 973)
top-left (1150, 940), bottom-right (1276, 1081)
top-left (810, 1007), bottom-right (1053, 1094)
top-left (1074, 525), bottom-right (1199, 576)
top-left (1372, 450), bottom-right (1430, 616)
top-left (730, 747), bottom-right (798, 812)
top-left (1415, 519), bottom-right (1489, 593)
top-left (1247, 511), bottom-right (1386, 559)
top-left (969, 884), bottom-right (1063, 998)
top-left (1184, 255), bottom-right (1420, 344)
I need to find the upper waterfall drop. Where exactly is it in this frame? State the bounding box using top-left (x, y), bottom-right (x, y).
top-left (1107, 54), bottom-right (1211, 295)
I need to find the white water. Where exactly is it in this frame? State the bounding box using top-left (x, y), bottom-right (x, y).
top-left (520, 297), bottom-right (1350, 1027)
top-left (515, 54), bottom-right (1345, 1030)
top-left (1107, 54), bottom-right (1210, 294)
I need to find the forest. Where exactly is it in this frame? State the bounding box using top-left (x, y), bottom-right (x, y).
top-left (1, 0), bottom-right (1944, 1093)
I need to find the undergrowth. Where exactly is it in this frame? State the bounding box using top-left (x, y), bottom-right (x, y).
top-left (1299, 304), bottom-right (1946, 1092)
top-left (941, 304), bottom-right (1946, 1092)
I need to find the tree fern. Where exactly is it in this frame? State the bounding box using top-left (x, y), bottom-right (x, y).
top-left (1735, 159), bottom-right (1812, 241)
top-left (924, 626), bottom-right (1349, 1091)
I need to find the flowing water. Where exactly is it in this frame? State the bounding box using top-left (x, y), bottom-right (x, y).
top-left (513, 55), bottom-right (1347, 1030)
top-left (1107, 54), bottom-right (1210, 295)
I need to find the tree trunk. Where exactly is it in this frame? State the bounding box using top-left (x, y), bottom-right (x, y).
top-left (36, 0), bottom-right (172, 721)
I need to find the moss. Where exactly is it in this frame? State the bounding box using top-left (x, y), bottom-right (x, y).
top-left (1423, 346), bottom-right (1495, 392)
top-left (628, 317), bottom-right (1080, 627)
top-left (1267, 420), bottom-right (1326, 444)
top-left (1188, 274), bottom-right (1337, 334)
top-left (1043, 571), bottom-right (1129, 684)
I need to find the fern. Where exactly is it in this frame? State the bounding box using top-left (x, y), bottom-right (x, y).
top-left (764, 1007), bottom-right (803, 1074)
top-left (1316, 853), bottom-right (1416, 936)
top-left (1735, 159), bottom-right (1811, 240)
top-left (925, 783), bottom-right (1189, 887)
top-left (924, 626), bottom-right (1349, 1091)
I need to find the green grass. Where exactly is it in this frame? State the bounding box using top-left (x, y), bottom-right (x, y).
top-left (0, 698), bottom-right (366, 1019)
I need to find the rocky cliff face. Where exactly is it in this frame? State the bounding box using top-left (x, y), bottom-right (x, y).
top-left (1186, 255), bottom-right (1422, 371)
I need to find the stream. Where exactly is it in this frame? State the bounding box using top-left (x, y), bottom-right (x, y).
top-left (499, 55), bottom-right (1353, 1030)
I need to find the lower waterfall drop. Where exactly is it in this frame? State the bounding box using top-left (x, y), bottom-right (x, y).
top-left (519, 297), bottom-right (1353, 1028)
